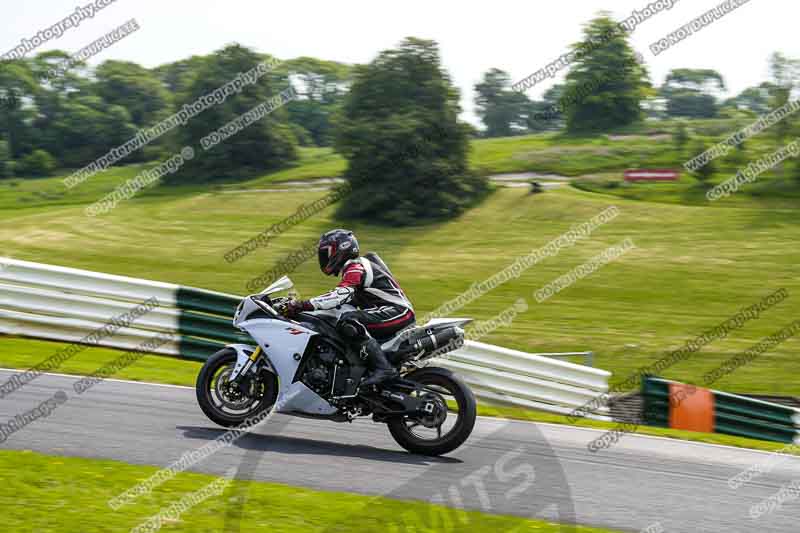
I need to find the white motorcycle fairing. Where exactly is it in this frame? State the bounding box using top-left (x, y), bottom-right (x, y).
top-left (228, 276), bottom-right (343, 416)
top-left (237, 316), bottom-right (338, 415)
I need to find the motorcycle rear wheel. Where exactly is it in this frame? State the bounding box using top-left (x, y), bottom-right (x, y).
top-left (387, 367), bottom-right (476, 456)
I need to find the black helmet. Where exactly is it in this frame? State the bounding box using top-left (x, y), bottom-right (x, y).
top-left (318, 229), bottom-right (359, 276)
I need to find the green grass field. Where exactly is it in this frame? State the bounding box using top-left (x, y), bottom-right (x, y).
top-left (2, 162), bottom-right (799, 395)
top-left (1, 450), bottom-right (621, 532)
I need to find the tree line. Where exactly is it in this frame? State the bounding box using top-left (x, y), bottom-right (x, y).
top-left (0, 37), bottom-right (483, 225)
top-left (1, 14), bottom-right (798, 225)
top-left (0, 47), bottom-right (351, 179)
top-left (475, 17), bottom-right (799, 136)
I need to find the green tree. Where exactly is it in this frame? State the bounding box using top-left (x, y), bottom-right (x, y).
top-left (0, 59), bottom-right (39, 159)
top-left (40, 95), bottom-right (138, 167)
top-left (673, 122), bottom-right (690, 156)
top-left (0, 137), bottom-right (12, 178)
top-left (171, 44), bottom-right (297, 183)
top-left (689, 141), bottom-right (715, 184)
top-left (662, 69), bottom-right (725, 118)
top-left (722, 83), bottom-right (773, 115)
top-left (542, 84), bottom-right (566, 110)
top-left (766, 53), bottom-right (799, 178)
top-left (18, 149), bottom-right (56, 176)
top-left (94, 60), bottom-right (171, 127)
top-left (563, 16), bottom-right (649, 133)
top-left (336, 38), bottom-right (487, 225)
top-left (282, 57), bottom-right (352, 146)
top-left (154, 55), bottom-right (209, 95)
top-left (23, 50), bottom-right (141, 167)
top-left (768, 53), bottom-right (798, 146)
top-left (30, 50), bottom-right (91, 94)
top-left (522, 84), bottom-right (568, 131)
top-left (474, 69), bottom-right (531, 137)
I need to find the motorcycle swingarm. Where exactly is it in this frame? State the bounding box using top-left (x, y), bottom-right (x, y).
top-left (363, 387), bottom-right (433, 418)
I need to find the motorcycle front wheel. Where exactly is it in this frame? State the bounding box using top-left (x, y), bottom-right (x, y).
top-left (196, 348), bottom-right (278, 428)
top-left (387, 367), bottom-right (476, 456)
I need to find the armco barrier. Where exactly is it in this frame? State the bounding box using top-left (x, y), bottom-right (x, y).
top-left (0, 308), bottom-right (225, 361)
top-left (0, 283), bottom-right (247, 344)
top-left (642, 377), bottom-right (800, 444)
top-left (0, 257), bottom-right (612, 419)
top-left (0, 257), bottom-right (238, 316)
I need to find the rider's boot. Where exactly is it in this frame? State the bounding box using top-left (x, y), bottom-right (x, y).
top-left (360, 338), bottom-right (398, 387)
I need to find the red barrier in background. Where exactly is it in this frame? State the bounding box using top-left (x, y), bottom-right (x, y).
top-left (624, 169), bottom-right (679, 182)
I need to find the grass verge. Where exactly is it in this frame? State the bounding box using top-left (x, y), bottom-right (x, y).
top-left (0, 450), bottom-right (621, 532)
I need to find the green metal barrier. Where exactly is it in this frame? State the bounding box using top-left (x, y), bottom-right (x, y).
top-left (642, 376), bottom-right (800, 444)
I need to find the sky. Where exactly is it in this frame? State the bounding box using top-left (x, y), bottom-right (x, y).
top-left (2, 0), bottom-right (798, 125)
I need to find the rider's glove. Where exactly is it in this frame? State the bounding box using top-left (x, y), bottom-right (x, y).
top-left (284, 299), bottom-right (313, 318)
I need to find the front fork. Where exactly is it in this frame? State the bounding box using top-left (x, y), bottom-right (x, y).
top-left (227, 344), bottom-right (274, 394)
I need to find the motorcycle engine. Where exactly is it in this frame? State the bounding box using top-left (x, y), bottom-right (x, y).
top-left (300, 340), bottom-right (365, 400)
top-left (301, 341), bottom-right (337, 396)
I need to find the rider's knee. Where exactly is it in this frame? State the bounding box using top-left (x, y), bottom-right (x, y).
top-left (338, 316), bottom-right (368, 341)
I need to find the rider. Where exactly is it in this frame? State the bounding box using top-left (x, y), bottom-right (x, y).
top-left (283, 229), bottom-right (415, 386)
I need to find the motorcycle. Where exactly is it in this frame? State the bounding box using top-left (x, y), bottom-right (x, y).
top-left (195, 276), bottom-right (476, 456)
